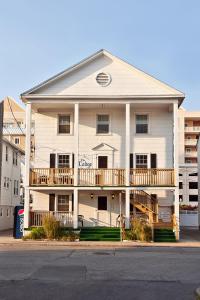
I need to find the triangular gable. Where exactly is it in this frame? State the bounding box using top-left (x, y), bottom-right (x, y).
top-left (92, 143), bottom-right (117, 151)
top-left (21, 49), bottom-right (184, 102)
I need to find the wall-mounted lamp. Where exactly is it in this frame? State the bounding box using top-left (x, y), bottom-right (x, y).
top-left (112, 193), bottom-right (115, 199)
top-left (90, 193), bottom-right (94, 199)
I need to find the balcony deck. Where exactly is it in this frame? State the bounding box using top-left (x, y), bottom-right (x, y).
top-left (30, 168), bottom-right (175, 187)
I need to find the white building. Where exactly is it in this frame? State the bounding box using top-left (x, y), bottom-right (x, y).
top-left (21, 49), bottom-right (184, 239)
top-left (178, 109), bottom-right (200, 207)
top-left (0, 138), bottom-right (24, 230)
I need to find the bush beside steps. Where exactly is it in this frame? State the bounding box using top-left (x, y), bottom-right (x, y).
top-left (23, 215), bottom-right (79, 241)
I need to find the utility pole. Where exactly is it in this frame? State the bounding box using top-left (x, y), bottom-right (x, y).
top-left (0, 99), bottom-right (4, 203)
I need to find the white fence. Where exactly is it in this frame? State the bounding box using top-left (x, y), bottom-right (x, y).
top-left (180, 210), bottom-right (199, 227)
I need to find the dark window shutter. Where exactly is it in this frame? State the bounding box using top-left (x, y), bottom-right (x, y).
top-left (72, 153), bottom-right (74, 168)
top-left (72, 193), bottom-right (74, 211)
top-left (151, 154), bottom-right (157, 168)
top-left (49, 194), bottom-right (55, 211)
top-left (130, 153), bottom-right (133, 168)
top-left (50, 153), bottom-right (56, 168)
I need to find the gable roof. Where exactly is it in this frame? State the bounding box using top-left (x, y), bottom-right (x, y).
top-left (21, 49), bottom-right (185, 104)
top-left (92, 143), bottom-right (117, 151)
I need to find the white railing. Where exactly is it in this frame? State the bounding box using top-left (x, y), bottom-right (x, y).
top-left (185, 139), bottom-right (197, 146)
top-left (185, 126), bottom-right (200, 132)
top-left (30, 211), bottom-right (73, 227)
top-left (185, 151), bottom-right (197, 157)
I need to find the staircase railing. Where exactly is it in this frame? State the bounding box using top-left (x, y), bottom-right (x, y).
top-left (131, 190), bottom-right (155, 212)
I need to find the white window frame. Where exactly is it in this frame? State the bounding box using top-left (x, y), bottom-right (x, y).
top-left (56, 153), bottom-right (72, 168)
top-left (57, 114), bottom-right (72, 135)
top-left (134, 113), bottom-right (150, 135)
top-left (134, 153), bottom-right (150, 168)
top-left (96, 113), bottom-right (111, 135)
top-left (57, 195), bottom-right (70, 212)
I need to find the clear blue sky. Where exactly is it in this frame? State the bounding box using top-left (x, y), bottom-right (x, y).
top-left (1, 0), bottom-right (200, 110)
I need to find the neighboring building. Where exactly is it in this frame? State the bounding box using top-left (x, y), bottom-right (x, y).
top-left (198, 138), bottom-right (200, 229)
top-left (3, 97), bottom-right (35, 205)
top-left (178, 109), bottom-right (200, 207)
top-left (3, 97), bottom-right (26, 151)
top-left (0, 138), bottom-right (24, 230)
top-left (21, 49), bottom-right (184, 239)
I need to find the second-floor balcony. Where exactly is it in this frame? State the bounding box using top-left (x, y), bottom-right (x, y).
top-left (30, 168), bottom-right (175, 187)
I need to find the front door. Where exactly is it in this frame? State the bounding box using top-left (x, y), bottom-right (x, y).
top-left (98, 156), bottom-right (108, 168)
top-left (96, 156), bottom-right (108, 185)
top-left (96, 196), bottom-right (109, 226)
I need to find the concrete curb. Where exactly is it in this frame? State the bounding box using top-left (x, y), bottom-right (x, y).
top-left (1, 239), bottom-right (200, 248)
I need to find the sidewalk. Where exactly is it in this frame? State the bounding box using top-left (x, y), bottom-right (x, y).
top-left (1, 237), bottom-right (200, 249)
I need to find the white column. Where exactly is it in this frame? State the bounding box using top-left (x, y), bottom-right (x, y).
top-left (173, 102), bottom-right (179, 239)
top-left (174, 188), bottom-right (180, 240)
top-left (74, 103), bottom-right (79, 186)
top-left (125, 103), bottom-right (130, 186)
top-left (125, 189), bottom-right (130, 229)
top-left (173, 102), bottom-right (179, 186)
top-left (73, 189), bottom-right (78, 229)
top-left (24, 102), bottom-right (31, 229)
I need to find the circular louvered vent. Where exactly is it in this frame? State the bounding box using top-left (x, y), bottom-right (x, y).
top-left (96, 72), bottom-right (111, 86)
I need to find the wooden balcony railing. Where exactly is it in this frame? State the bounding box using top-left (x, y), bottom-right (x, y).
top-left (30, 168), bottom-right (175, 187)
top-left (30, 168), bottom-right (74, 186)
top-left (79, 168), bottom-right (125, 186)
top-left (30, 211), bottom-right (73, 227)
top-left (130, 168), bottom-right (175, 186)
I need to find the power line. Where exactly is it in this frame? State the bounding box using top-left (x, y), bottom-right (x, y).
top-left (7, 97), bottom-right (25, 136)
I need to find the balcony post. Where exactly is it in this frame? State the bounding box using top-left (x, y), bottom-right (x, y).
top-left (24, 102), bottom-right (31, 229)
top-left (125, 189), bottom-right (130, 229)
top-left (73, 189), bottom-right (78, 229)
top-left (173, 102), bottom-right (178, 186)
top-left (74, 103), bottom-right (79, 186)
top-left (125, 103), bottom-right (130, 186)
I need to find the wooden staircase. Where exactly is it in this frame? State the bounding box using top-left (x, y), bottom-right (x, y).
top-left (131, 190), bottom-right (158, 223)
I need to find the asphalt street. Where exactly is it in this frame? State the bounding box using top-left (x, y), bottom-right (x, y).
top-left (0, 246), bottom-right (200, 300)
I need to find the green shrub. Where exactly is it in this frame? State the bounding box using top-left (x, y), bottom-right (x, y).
top-left (61, 230), bottom-right (79, 241)
top-left (27, 227), bottom-right (45, 240)
top-left (126, 218), bottom-right (152, 242)
top-left (42, 214), bottom-right (60, 239)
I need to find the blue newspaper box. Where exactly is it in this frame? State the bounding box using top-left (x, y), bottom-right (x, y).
top-left (13, 206), bottom-right (24, 239)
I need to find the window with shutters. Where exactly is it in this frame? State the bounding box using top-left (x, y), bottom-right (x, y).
top-left (96, 114), bottom-right (110, 134)
top-left (58, 115), bottom-right (71, 134)
top-left (57, 195), bottom-right (69, 211)
top-left (135, 114), bottom-right (149, 134)
top-left (135, 154), bottom-right (148, 168)
top-left (57, 154), bottom-right (70, 168)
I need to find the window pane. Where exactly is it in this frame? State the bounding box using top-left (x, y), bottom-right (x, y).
top-left (58, 155), bottom-right (70, 168)
top-left (136, 114), bottom-right (148, 134)
top-left (58, 115), bottom-right (70, 134)
top-left (136, 155), bottom-right (148, 168)
top-left (58, 195), bottom-right (69, 211)
top-left (97, 115), bottom-right (109, 134)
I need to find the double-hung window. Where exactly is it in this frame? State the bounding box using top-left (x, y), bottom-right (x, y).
top-left (58, 154), bottom-right (70, 168)
top-left (13, 152), bottom-right (18, 166)
top-left (58, 115), bottom-right (71, 134)
top-left (57, 195), bottom-right (69, 211)
top-left (5, 146), bottom-right (8, 162)
top-left (14, 180), bottom-right (19, 195)
top-left (136, 114), bottom-right (149, 134)
top-left (136, 154), bottom-right (148, 169)
top-left (96, 114), bottom-right (110, 134)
